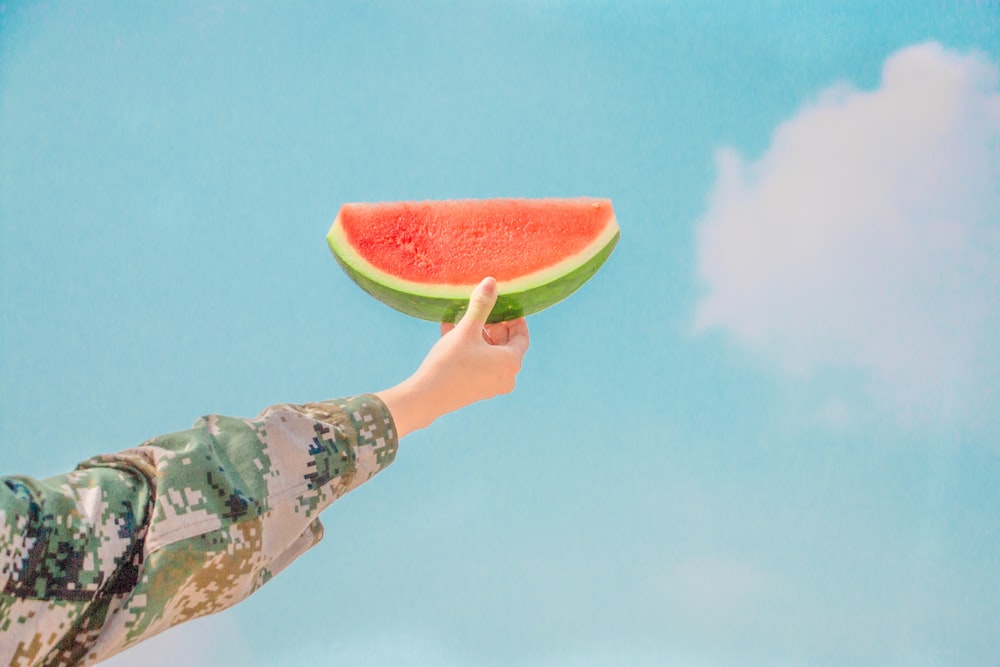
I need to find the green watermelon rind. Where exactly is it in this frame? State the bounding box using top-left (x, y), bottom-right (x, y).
top-left (327, 217), bottom-right (619, 324)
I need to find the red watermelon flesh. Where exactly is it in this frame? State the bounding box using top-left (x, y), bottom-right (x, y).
top-left (327, 198), bottom-right (619, 322)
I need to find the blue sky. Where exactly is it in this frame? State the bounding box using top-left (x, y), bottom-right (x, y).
top-left (1, 2), bottom-right (998, 666)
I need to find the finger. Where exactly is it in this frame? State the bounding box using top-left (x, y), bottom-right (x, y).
top-left (482, 322), bottom-right (507, 345)
top-left (505, 318), bottom-right (530, 357)
top-left (458, 276), bottom-right (498, 331)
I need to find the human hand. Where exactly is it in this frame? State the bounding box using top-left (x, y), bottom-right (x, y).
top-left (375, 277), bottom-right (530, 437)
top-left (428, 276), bottom-right (530, 402)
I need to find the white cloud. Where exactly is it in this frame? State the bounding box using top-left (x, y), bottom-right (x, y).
top-left (694, 42), bottom-right (1000, 426)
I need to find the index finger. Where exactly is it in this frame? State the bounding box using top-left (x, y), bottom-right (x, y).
top-left (504, 317), bottom-right (530, 357)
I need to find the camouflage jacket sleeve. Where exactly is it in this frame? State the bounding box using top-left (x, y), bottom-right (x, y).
top-left (0, 394), bottom-right (398, 667)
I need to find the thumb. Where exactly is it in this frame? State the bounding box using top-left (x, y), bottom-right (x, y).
top-left (458, 276), bottom-right (498, 330)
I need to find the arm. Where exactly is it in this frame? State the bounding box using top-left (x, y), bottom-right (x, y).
top-left (0, 277), bottom-right (528, 666)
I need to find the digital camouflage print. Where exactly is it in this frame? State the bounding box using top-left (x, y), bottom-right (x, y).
top-left (0, 395), bottom-right (398, 666)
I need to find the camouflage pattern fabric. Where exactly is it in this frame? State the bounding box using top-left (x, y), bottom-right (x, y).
top-left (0, 395), bottom-right (398, 666)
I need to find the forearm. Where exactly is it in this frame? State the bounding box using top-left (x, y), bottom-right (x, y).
top-left (375, 374), bottom-right (463, 438)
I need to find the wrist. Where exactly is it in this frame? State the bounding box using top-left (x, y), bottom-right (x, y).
top-left (375, 375), bottom-right (445, 438)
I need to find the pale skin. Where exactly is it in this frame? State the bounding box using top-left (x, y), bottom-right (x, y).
top-left (375, 276), bottom-right (530, 437)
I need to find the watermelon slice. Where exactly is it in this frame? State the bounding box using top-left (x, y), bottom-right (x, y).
top-left (327, 198), bottom-right (619, 323)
